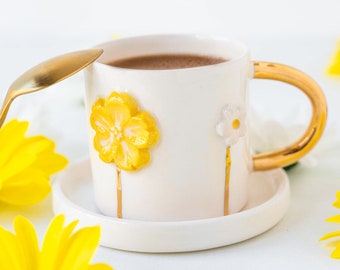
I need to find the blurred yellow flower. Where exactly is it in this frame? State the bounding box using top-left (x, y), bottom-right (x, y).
top-left (333, 191), bottom-right (340, 209)
top-left (320, 192), bottom-right (340, 259)
top-left (327, 41), bottom-right (340, 75)
top-left (90, 91), bottom-right (159, 171)
top-left (321, 46), bottom-right (340, 254)
top-left (0, 119), bottom-right (68, 206)
top-left (0, 214), bottom-right (113, 270)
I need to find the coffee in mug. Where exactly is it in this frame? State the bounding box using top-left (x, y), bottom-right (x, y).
top-left (108, 53), bottom-right (227, 70)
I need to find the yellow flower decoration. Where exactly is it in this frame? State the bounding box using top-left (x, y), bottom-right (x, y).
top-left (90, 91), bottom-right (159, 218)
top-left (0, 119), bottom-right (68, 206)
top-left (327, 41), bottom-right (340, 76)
top-left (320, 191), bottom-right (340, 259)
top-left (0, 214), bottom-right (113, 270)
top-left (90, 91), bottom-right (159, 171)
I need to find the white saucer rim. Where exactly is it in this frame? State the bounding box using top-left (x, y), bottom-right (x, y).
top-left (52, 158), bottom-right (290, 252)
top-left (53, 160), bottom-right (289, 225)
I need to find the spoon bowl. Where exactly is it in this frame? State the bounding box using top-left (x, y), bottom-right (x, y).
top-left (0, 49), bottom-right (103, 127)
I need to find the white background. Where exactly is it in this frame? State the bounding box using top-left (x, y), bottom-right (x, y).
top-left (2, 1), bottom-right (340, 269)
top-left (1, 0), bottom-right (340, 44)
top-left (1, 0), bottom-right (340, 34)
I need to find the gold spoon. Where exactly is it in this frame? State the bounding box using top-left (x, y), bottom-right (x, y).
top-left (0, 48), bottom-right (103, 127)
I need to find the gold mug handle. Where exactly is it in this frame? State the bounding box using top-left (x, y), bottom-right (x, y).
top-left (252, 61), bottom-right (327, 171)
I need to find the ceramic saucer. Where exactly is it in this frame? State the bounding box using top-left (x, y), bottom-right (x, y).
top-left (52, 159), bottom-right (290, 253)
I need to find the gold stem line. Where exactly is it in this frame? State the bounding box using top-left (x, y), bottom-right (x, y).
top-left (116, 167), bottom-right (123, 219)
top-left (224, 147), bottom-right (231, 216)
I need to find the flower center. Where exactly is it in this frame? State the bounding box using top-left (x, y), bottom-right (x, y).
top-left (232, 119), bottom-right (240, 130)
top-left (112, 126), bottom-right (123, 141)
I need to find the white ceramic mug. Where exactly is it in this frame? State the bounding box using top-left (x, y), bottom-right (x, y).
top-left (84, 34), bottom-right (327, 222)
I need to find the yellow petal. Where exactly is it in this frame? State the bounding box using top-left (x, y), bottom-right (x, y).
top-left (90, 106), bottom-right (114, 134)
top-left (88, 263), bottom-right (114, 270)
top-left (134, 149), bottom-right (151, 170)
top-left (136, 111), bottom-right (158, 128)
top-left (40, 216), bottom-right (80, 270)
top-left (92, 98), bottom-right (105, 109)
top-left (0, 226), bottom-right (22, 270)
top-left (114, 141), bottom-right (150, 171)
top-left (326, 215), bottom-right (340, 223)
top-left (124, 117), bottom-right (149, 148)
top-left (0, 168), bottom-right (51, 205)
top-left (0, 152), bottom-right (36, 181)
top-left (0, 119), bottom-right (28, 168)
top-left (93, 130), bottom-right (111, 153)
top-left (93, 133), bottom-right (117, 163)
top-left (55, 220), bottom-right (79, 268)
top-left (134, 111), bottom-right (160, 147)
top-left (331, 243), bottom-right (340, 259)
top-left (0, 130), bottom-right (67, 182)
top-left (15, 135), bottom-right (54, 155)
top-left (333, 191), bottom-right (340, 208)
top-left (113, 141), bottom-right (135, 171)
top-left (17, 136), bottom-right (68, 175)
top-left (320, 230), bottom-right (340, 241)
top-left (106, 103), bottom-right (131, 127)
top-left (325, 239), bottom-right (340, 248)
top-left (328, 41), bottom-right (340, 76)
top-left (147, 128), bottom-right (160, 148)
top-left (14, 216), bottom-right (39, 270)
top-left (40, 215), bottom-right (66, 270)
top-left (106, 91), bottom-right (138, 116)
top-left (32, 151), bottom-right (68, 176)
top-left (59, 226), bottom-right (101, 270)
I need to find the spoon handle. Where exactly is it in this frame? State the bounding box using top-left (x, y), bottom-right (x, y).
top-left (0, 48), bottom-right (103, 129)
top-left (0, 94), bottom-right (13, 127)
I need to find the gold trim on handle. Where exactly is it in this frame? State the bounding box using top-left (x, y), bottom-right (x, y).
top-left (252, 61), bottom-right (327, 171)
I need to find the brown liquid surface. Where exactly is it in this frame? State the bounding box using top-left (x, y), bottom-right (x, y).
top-left (108, 54), bottom-right (227, 70)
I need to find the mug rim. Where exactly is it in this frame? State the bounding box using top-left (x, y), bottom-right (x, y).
top-left (92, 33), bottom-right (250, 72)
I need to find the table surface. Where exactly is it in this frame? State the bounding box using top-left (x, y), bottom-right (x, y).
top-left (1, 35), bottom-right (340, 270)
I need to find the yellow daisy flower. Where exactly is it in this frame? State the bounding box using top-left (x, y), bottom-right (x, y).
top-left (90, 91), bottom-right (159, 171)
top-left (320, 193), bottom-right (340, 259)
top-left (0, 214), bottom-right (113, 270)
top-left (0, 119), bottom-right (68, 206)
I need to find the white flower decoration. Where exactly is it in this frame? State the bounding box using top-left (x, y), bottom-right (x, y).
top-left (216, 104), bottom-right (246, 147)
